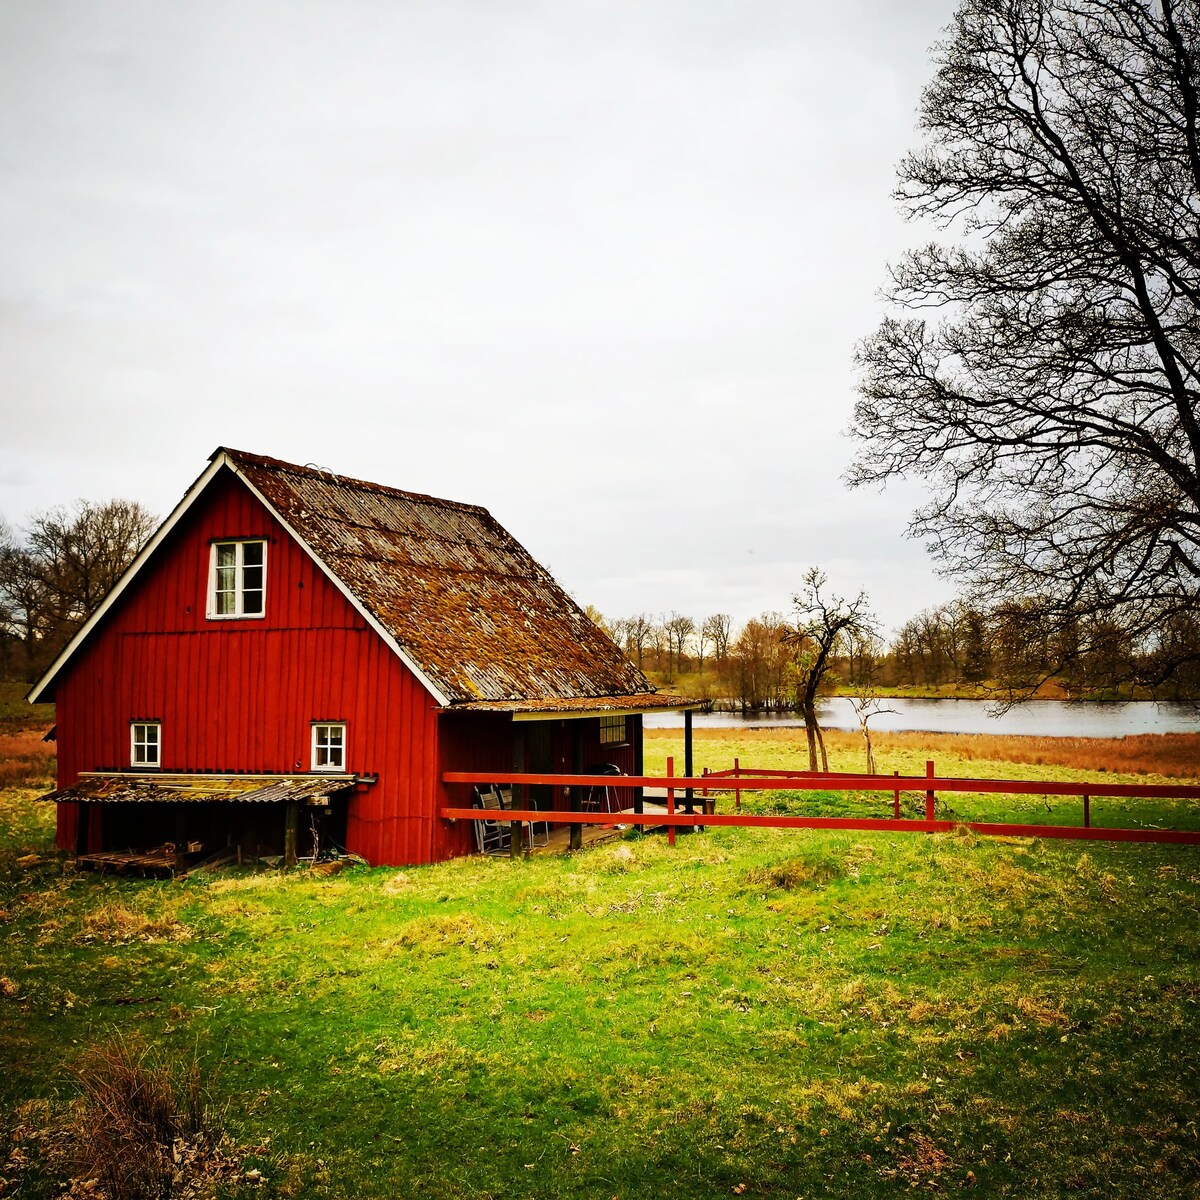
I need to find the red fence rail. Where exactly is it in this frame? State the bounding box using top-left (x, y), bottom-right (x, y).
top-left (441, 759), bottom-right (1200, 847)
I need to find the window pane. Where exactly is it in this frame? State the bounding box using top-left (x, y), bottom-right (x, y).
top-left (215, 589), bottom-right (235, 615)
top-left (313, 725), bottom-right (345, 770)
top-left (242, 542), bottom-right (264, 566)
top-left (215, 543), bottom-right (237, 568)
top-left (242, 589), bottom-right (263, 615)
top-left (132, 724), bottom-right (159, 766)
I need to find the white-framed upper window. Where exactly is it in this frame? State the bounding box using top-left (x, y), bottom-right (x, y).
top-left (599, 715), bottom-right (627, 745)
top-left (131, 721), bottom-right (160, 768)
top-left (312, 723), bottom-right (346, 772)
top-left (208, 540), bottom-right (266, 618)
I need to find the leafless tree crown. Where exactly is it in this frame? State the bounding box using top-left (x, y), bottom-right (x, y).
top-left (850, 0), bottom-right (1200, 691)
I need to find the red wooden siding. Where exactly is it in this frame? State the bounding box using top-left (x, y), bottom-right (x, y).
top-left (53, 468), bottom-right (440, 866)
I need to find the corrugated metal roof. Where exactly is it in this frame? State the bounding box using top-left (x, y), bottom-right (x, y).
top-left (223, 448), bottom-right (659, 706)
top-left (39, 772), bottom-right (354, 804)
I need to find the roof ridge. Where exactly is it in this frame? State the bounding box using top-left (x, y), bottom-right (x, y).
top-left (215, 447), bottom-right (492, 516)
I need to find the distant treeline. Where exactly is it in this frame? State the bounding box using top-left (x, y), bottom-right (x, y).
top-left (594, 601), bottom-right (1200, 706)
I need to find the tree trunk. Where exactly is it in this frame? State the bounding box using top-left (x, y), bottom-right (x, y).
top-left (802, 700), bottom-right (820, 771)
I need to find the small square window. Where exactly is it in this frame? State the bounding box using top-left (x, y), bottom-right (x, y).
top-left (208, 540), bottom-right (267, 618)
top-left (131, 722), bottom-right (160, 768)
top-left (599, 715), bottom-right (627, 746)
top-left (312, 723), bottom-right (346, 772)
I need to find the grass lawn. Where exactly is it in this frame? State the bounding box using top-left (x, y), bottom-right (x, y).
top-left (2, 722), bottom-right (1200, 1197)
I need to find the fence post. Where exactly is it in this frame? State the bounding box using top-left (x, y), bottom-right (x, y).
top-left (1083, 794), bottom-right (1091, 829)
top-left (925, 760), bottom-right (936, 825)
top-left (893, 770), bottom-right (901, 819)
top-left (734, 756), bottom-right (741, 812)
top-left (667, 756), bottom-right (676, 848)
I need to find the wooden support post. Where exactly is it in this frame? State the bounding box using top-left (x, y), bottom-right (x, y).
top-left (633, 713), bottom-right (644, 815)
top-left (570, 721), bottom-right (583, 851)
top-left (1083, 794), bottom-right (1091, 828)
top-left (684, 710), bottom-right (695, 815)
top-left (666, 756), bottom-right (676, 848)
top-left (284, 801), bottom-right (299, 867)
top-left (513, 730), bottom-right (528, 855)
top-left (925, 760), bottom-right (936, 825)
top-left (734, 756), bottom-right (741, 812)
top-left (893, 771), bottom-right (901, 819)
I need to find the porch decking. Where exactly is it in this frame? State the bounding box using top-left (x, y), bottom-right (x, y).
top-left (506, 802), bottom-right (709, 855)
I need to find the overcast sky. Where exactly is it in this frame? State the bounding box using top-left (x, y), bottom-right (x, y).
top-left (0, 0), bottom-right (962, 635)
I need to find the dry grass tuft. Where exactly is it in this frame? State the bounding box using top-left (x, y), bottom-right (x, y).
top-left (79, 902), bottom-right (190, 945)
top-left (69, 1033), bottom-right (225, 1200)
top-left (389, 912), bottom-right (501, 952)
top-left (743, 852), bottom-right (843, 892)
top-left (1016, 995), bottom-right (1070, 1027)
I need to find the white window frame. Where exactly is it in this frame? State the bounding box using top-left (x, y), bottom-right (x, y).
top-left (207, 539), bottom-right (267, 619)
top-left (131, 721), bottom-right (161, 768)
top-left (311, 723), bottom-right (346, 772)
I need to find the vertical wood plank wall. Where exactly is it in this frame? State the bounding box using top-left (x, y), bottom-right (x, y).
top-left (53, 468), bottom-right (440, 866)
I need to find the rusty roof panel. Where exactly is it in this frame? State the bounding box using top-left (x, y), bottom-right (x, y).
top-left (39, 773), bottom-right (354, 804)
top-left (225, 449), bottom-right (655, 705)
top-left (445, 693), bottom-right (705, 715)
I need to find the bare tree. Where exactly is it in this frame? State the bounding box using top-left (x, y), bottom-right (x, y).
top-left (665, 612), bottom-right (696, 676)
top-left (785, 569), bottom-right (876, 772)
top-left (0, 499), bottom-right (156, 679)
top-left (850, 0), bottom-right (1200, 696)
top-left (694, 617), bottom-right (709, 674)
top-left (702, 613), bottom-right (732, 664)
top-left (621, 612), bottom-right (654, 670)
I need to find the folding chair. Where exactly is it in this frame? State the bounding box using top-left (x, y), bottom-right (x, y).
top-left (472, 785), bottom-right (511, 855)
top-left (499, 785), bottom-right (549, 848)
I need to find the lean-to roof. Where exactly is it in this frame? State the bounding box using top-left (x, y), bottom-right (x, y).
top-left (39, 772), bottom-right (354, 805)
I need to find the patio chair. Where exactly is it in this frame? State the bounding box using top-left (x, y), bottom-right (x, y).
top-left (498, 785), bottom-right (549, 848)
top-left (472, 785), bottom-right (511, 855)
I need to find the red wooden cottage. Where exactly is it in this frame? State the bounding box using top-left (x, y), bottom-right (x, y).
top-left (30, 448), bottom-right (698, 867)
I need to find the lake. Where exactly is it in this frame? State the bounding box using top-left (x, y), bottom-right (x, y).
top-left (644, 698), bottom-right (1200, 738)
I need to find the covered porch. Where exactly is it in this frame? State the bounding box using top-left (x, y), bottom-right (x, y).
top-left (437, 692), bottom-right (704, 855)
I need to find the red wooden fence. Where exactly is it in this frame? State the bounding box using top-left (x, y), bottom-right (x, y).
top-left (442, 758), bottom-right (1200, 847)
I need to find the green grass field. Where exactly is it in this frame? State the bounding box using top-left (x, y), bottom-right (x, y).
top-left (2, 722), bottom-right (1200, 1197)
